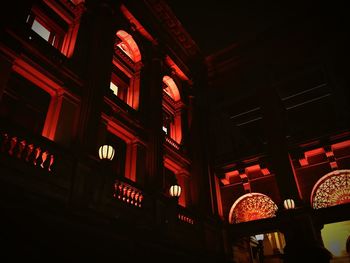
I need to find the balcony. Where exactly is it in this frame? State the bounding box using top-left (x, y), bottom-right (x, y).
top-left (165, 135), bottom-right (181, 151)
top-left (0, 119), bottom-right (75, 203)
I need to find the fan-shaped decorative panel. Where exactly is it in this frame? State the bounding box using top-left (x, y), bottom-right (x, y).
top-left (229, 193), bottom-right (278, 224)
top-left (311, 170), bottom-right (350, 209)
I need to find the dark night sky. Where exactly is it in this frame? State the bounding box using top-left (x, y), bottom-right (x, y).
top-left (163, 1), bottom-right (346, 56)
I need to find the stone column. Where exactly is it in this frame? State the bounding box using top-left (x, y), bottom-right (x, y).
top-left (71, 0), bottom-right (117, 155)
top-left (188, 58), bottom-right (214, 215)
top-left (255, 62), bottom-right (300, 203)
top-left (143, 47), bottom-right (164, 192)
top-left (254, 45), bottom-right (331, 262)
top-left (68, 0), bottom-right (118, 208)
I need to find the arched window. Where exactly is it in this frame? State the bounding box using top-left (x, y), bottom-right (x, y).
top-left (115, 30), bottom-right (141, 63)
top-left (163, 75), bottom-right (180, 102)
top-left (109, 30), bottom-right (142, 109)
top-left (162, 75), bottom-right (182, 144)
top-left (162, 74), bottom-right (189, 207)
top-left (229, 193), bottom-right (278, 224)
top-left (310, 169), bottom-right (350, 209)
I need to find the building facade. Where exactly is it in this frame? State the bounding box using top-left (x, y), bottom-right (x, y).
top-left (0, 0), bottom-right (349, 262)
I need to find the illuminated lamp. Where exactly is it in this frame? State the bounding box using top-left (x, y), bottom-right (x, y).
top-left (283, 199), bottom-right (295, 210)
top-left (169, 184), bottom-right (181, 198)
top-left (98, 145), bottom-right (115, 161)
top-left (255, 234), bottom-right (264, 241)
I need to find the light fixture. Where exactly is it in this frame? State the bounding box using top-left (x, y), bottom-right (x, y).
top-left (283, 198), bottom-right (295, 210)
top-left (98, 144), bottom-right (115, 161)
top-left (169, 184), bottom-right (181, 198)
top-left (255, 234), bottom-right (264, 241)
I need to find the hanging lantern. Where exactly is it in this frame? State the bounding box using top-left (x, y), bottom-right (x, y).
top-left (283, 198), bottom-right (295, 210)
top-left (98, 145), bottom-right (115, 161)
top-left (169, 184), bottom-right (181, 198)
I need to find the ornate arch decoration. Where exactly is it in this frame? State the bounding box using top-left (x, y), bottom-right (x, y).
top-left (163, 76), bottom-right (180, 102)
top-left (310, 169), bottom-right (350, 209)
top-left (228, 193), bottom-right (278, 224)
top-left (116, 30), bottom-right (141, 63)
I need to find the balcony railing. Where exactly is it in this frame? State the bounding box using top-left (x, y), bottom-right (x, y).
top-left (165, 135), bottom-right (180, 150)
top-left (0, 118), bottom-right (77, 204)
top-left (113, 177), bottom-right (144, 208)
top-left (0, 126), bottom-right (56, 173)
top-left (177, 205), bottom-right (195, 225)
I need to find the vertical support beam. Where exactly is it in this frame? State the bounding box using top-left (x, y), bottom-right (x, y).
top-left (256, 65), bottom-right (300, 202)
top-left (189, 58), bottom-right (214, 215)
top-left (143, 47), bottom-right (164, 192)
top-left (255, 45), bottom-right (331, 262)
top-left (72, 0), bottom-right (116, 155)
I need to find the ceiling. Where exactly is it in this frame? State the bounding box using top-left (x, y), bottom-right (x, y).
top-left (162, 1), bottom-right (350, 164)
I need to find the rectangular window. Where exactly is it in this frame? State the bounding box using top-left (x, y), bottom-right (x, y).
top-left (31, 19), bottom-right (51, 41)
top-left (110, 82), bottom-right (119, 96)
top-left (27, 2), bottom-right (70, 52)
top-left (162, 113), bottom-right (172, 136)
top-left (110, 66), bottom-right (130, 103)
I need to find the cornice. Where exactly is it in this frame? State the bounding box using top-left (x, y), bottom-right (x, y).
top-left (144, 0), bottom-right (200, 57)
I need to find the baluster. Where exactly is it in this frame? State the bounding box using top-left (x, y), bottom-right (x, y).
top-left (25, 144), bottom-right (34, 162)
top-left (138, 194), bottom-right (143, 207)
top-left (33, 147), bottom-right (41, 166)
top-left (40, 151), bottom-right (48, 168)
top-left (48, 154), bottom-right (54, 172)
top-left (126, 188), bottom-right (132, 203)
top-left (8, 136), bottom-right (17, 156)
top-left (17, 140), bottom-right (26, 159)
top-left (122, 186), bottom-right (127, 201)
top-left (113, 182), bottom-right (118, 198)
top-left (134, 192), bottom-right (139, 206)
top-left (118, 184), bottom-right (123, 199)
top-left (130, 190), bottom-right (135, 205)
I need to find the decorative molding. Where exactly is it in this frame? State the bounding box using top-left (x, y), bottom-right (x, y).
top-left (311, 169), bottom-right (350, 209)
top-left (144, 0), bottom-right (199, 56)
top-left (229, 193), bottom-right (278, 224)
